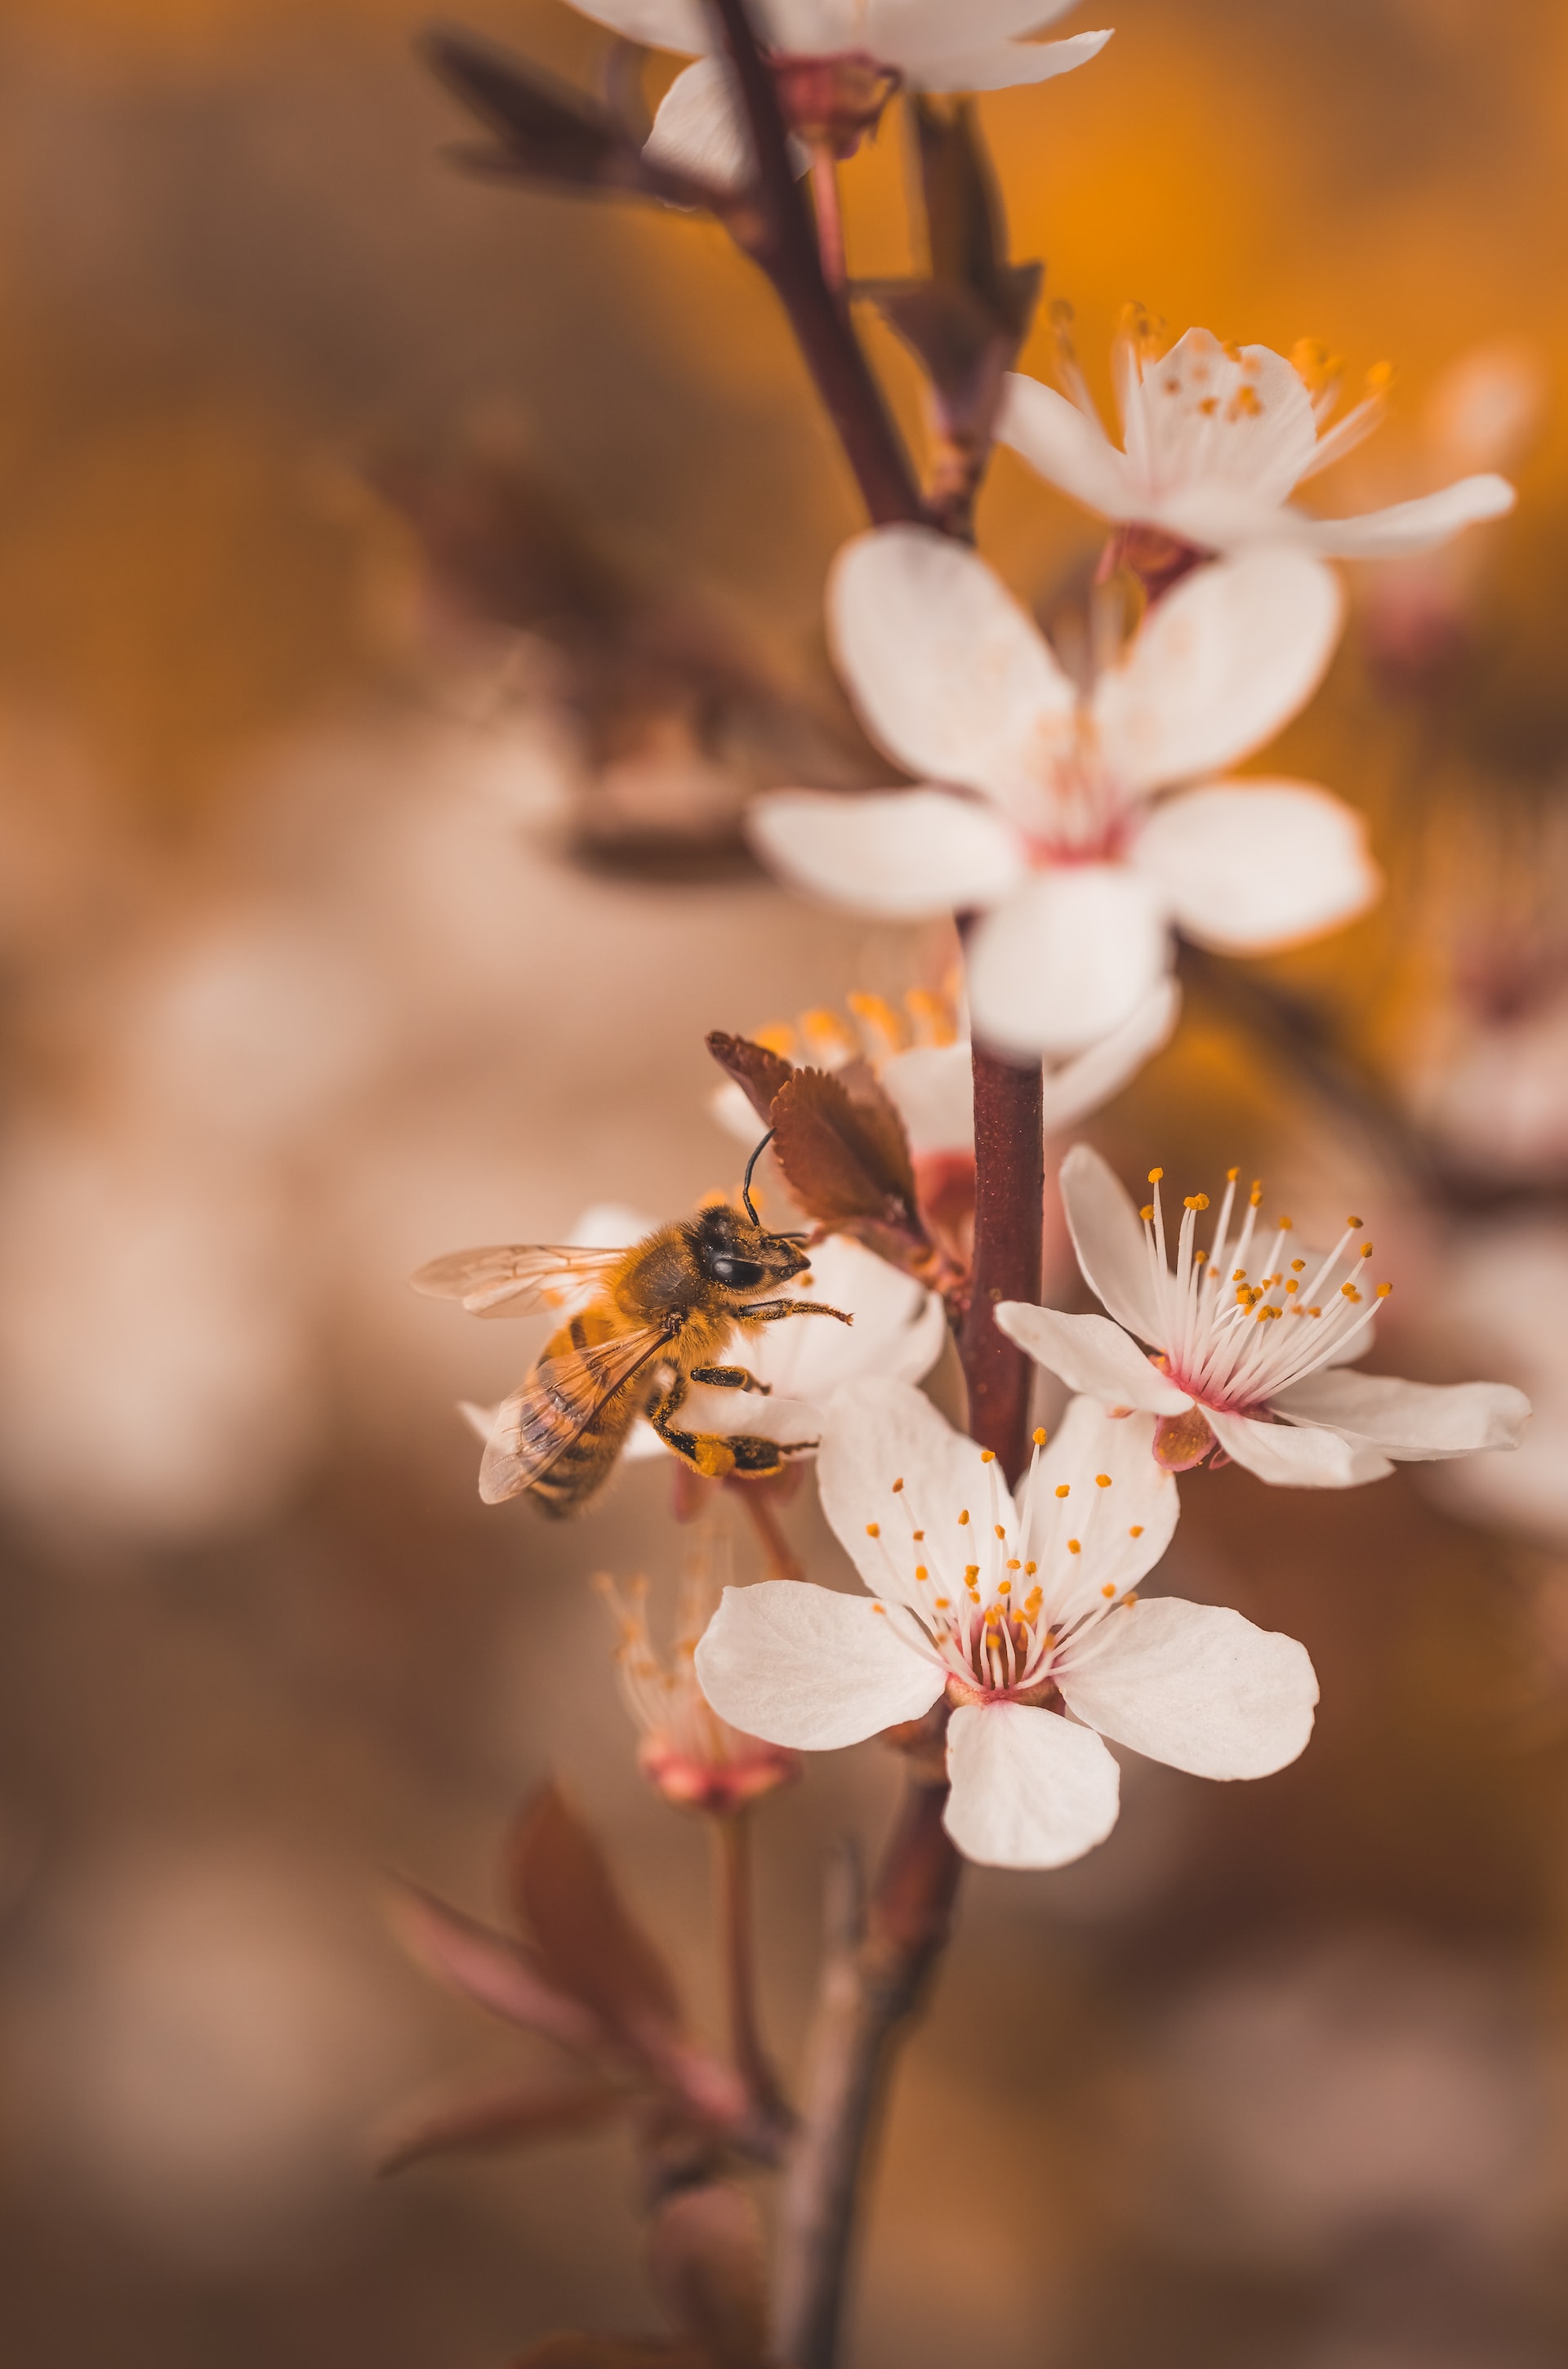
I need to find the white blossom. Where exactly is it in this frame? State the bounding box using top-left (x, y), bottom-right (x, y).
top-left (999, 319), bottom-right (1517, 560)
top-left (996, 1147), bottom-right (1530, 1489)
top-left (750, 528), bottom-right (1378, 1057)
top-left (695, 1380), bottom-right (1318, 1869)
top-left (565, 0), bottom-right (1110, 188)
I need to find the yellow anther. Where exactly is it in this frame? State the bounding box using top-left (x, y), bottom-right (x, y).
top-left (1095, 1474), bottom-right (1112, 1489)
top-left (1140, 1205), bottom-right (1155, 1222)
top-left (1347, 1214), bottom-right (1364, 1230)
top-left (1148, 1166), bottom-right (1165, 1182)
top-left (1227, 1166), bottom-right (1239, 1181)
top-left (911, 1528), bottom-right (924, 1541)
top-left (979, 1449), bottom-right (996, 1464)
top-left (1365, 359), bottom-right (1396, 394)
top-left (1360, 1242), bottom-right (1374, 1259)
top-left (1291, 1258), bottom-right (1305, 1272)
top-left (957, 1508), bottom-right (969, 1525)
top-left (1250, 1182), bottom-right (1263, 1206)
top-left (1006, 1558), bottom-right (1021, 1571)
top-left (1341, 1283), bottom-right (1362, 1303)
top-left (1101, 1582), bottom-right (1116, 1599)
top-left (846, 991), bottom-right (903, 1048)
top-left (915, 1565), bottom-right (929, 1581)
top-left (1129, 1524), bottom-right (1144, 1539)
top-left (1054, 1484), bottom-right (1071, 1499)
top-left (1068, 1539), bottom-right (1082, 1555)
top-left (753, 1021), bottom-right (797, 1058)
top-left (1023, 1561), bottom-right (1037, 1576)
top-left (1233, 1269), bottom-right (1247, 1282)
top-left (997, 1579), bottom-right (1011, 1595)
top-left (892, 1478), bottom-right (904, 1493)
top-left (1375, 1280), bottom-right (1393, 1298)
top-left (866, 1522), bottom-right (880, 1539)
top-left (1285, 1279), bottom-right (1298, 1294)
top-left (933, 1596), bottom-right (950, 1610)
top-left (1184, 1193), bottom-right (1210, 1212)
top-left (1307, 1305), bottom-right (1321, 1317)
top-left (994, 1523), bottom-right (1006, 1540)
top-left (1124, 1592), bottom-right (1139, 1608)
top-left (1278, 1215), bottom-right (1293, 1230)
top-left (871, 1602), bottom-right (887, 1615)
top-left (964, 1564), bottom-right (980, 1581)
top-left (1032, 1427), bottom-right (1048, 1447)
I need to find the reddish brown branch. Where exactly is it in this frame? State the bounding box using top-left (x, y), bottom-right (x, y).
top-left (960, 1045), bottom-right (1045, 1483)
top-left (707, 0), bottom-right (924, 527)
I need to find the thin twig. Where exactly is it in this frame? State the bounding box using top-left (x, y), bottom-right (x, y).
top-left (774, 1774), bottom-right (959, 2369)
top-left (712, 1810), bottom-right (788, 2126)
top-left (706, 0), bottom-right (924, 526)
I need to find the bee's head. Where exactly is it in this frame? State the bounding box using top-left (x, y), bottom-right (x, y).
top-left (690, 1202), bottom-right (808, 1296)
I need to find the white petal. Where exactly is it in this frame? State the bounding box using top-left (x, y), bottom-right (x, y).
top-left (1093, 550), bottom-right (1344, 795)
top-left (675, 1382), bottom-right (824, 1444)
top-left (1131, 781), bottom-right (1381, 955)
top-left (1272, 1369), bottom-right (1531, 1462)
top-left (995, 1303), bottom-right (1188, 1414)
top-left (827, 528), bottom-right (1076, 814)
top-left (1020, 1397), bottom-right (1181, 1621)
top-left (1038, 978), bottom-right (1181, 1134)
top-left (748, 1234), bottom-right (946, 1397)
top-left (1206, 1407), bottom-right (1390, 1488)
top-left (1126, 334), bottom-right (1320, 514)
top-left (1285, 474), bottom-right (1516, 560)
top-left (880, 1040), bottom-right (973, 1156)
top-left (816, 1376), bottom-right (1017, 1599)
top-left (914, 28), bottom-right (1113, 94)
top-left (1057, 1141), bottom-right (1169, 1342)
top-left (1058, 1597), bottom-right (1317, 1779)
top-left (965, 867), bottom-right (1170, 1060)
top-left (747, 788), bottom-right (1023, 920)
top-left (943, 1701), bottom-right (1120, 1869)
top-left (695, 1583), bottom-right (942, 1749)
top-left (871, 0), bottom-right (1081, 50)
top-left (568, 1203), bottom-right (657, 1249)
top-left (997, 372), bottom-right (1133, 518)
top-left (564, 0), bottom-right (710, 51)
top-left (644, 57), bottom-right (750, 187)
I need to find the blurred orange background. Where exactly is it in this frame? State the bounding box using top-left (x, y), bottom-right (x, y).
top-left (2, 2), bottom-right (1567, 2364)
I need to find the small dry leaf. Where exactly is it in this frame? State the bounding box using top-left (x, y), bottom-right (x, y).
top-left (705, 1031), bottom-right (795, 1129)
top-left (649, 2182), bottom-right (771, 2369)
top-left (386, 1882), bottom-right (603, 2057)
top-left (422, 29), bottom-right (716, 210)
top-left (510, 1786), bottom-right (686, 2049)
top-left (770, 1066), bottom-right (924, 1245)
top-left (373, 2075), bottom-right (628, 2176)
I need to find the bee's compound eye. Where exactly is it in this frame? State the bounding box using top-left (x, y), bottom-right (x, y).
top-left (706, 1253), bottom-right (768, 1289)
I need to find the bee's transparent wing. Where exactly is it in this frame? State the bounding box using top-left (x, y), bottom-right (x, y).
top-left (479, 1327), bottom-right (671, 1503)
top-left (411, 1244), bottom-right (626, 1319)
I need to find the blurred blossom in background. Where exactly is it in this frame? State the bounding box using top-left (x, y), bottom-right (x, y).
top-left (1, 0), bottom-right (1568, 2363)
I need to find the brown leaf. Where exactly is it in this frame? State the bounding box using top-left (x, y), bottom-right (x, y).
top-left (770, 1066), bottom-right (924, 1245)
top-left (372, 2074), bottom-right (628, 2176)
top-left (421, 29), bottom-right (718, 212)
top-left (705, 1031), bottom-right (795, 1129)
top-left (510, 1786), bottom-right (686, 2048)
top-left (386, 1881), bottom-right (603, 2058)
top-left (649, 2182), bottom-right (770, 2369)
top-left (512, 2340), bottom-right (710, 2369)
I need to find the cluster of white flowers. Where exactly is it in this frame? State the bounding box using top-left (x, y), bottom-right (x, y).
top-left (427, 0), bottom-right (1535, 1884)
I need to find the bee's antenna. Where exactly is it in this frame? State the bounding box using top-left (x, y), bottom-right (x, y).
top-left (742, 1130), bottom-right (773, 1227)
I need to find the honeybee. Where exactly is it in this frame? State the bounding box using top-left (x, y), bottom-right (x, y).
top-left (412, 1136), bottom-right (852, 1516)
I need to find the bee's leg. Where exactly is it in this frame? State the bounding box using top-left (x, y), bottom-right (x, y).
top-left (746, 1300), bottom-right (854, 1325)
top-left (689, 1364), bottom-right (771, 1393)
top-left (649, 1375), bottom-right (812, 1481)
